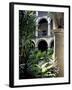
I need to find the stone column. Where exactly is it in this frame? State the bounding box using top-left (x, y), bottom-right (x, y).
top-left (36, 22), bottom-right (38, 37)
top-left (48, 17), bottom-right (51, 36)
top-left (53, 18), bottom-right (56, 30)
top-left (54, 29), bottom-right (64, 77)
top-left (35, 11), bottom-right (38, 37)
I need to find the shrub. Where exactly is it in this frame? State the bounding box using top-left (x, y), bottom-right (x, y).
top-left (26, 48), bottom-right (58, 78)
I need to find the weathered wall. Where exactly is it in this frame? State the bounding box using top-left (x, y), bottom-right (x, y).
top-left (54, 29), bottom-right (64, 77)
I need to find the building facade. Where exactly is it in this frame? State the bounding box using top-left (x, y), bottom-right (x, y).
top-left (32, 11), bottom-right (64, 77)
top-left (32, 11), bottom-right (57, 51)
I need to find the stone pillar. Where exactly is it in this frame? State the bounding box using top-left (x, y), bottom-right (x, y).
top-left (36, 23), bottom-right (38, 37)
top-left (36, 11), bottom-right (38, 37)
top-left (48, 17), bottom-right (51, 36)
top-left (54, 29), bottom-right (64, 77)
top-left (53, 18), bottom-right (56, 30)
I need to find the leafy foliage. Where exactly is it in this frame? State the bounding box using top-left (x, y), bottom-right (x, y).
top-left (19, 10), bottom-right (36, 78)
top-left (26, 48), bottom-right (58, 78)
top-left (19, 10), bottom-right (36, 58)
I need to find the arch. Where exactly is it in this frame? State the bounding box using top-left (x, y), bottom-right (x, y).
top-left (38, 18), bottom-right (48, 37)
top-left (38, 17), bottom-right (48, 24)
top-left (38, 40), bottom-right (48, 51)
top-left (38, 18), bottom-right (48, 24)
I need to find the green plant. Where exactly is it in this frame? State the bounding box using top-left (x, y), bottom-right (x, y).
top-left (26, 48), bottom-right (58, 78)
top-left (19, 11), bottom-right (36, 57)
top-left (19, 10), bottom-right (36, 78)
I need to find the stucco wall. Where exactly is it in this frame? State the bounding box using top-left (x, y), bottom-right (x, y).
top-left (54, 29), bottom-right (64, 77)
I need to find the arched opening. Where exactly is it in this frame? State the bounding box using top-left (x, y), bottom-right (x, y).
top-left (38, 18), bottom-right (48, 37)
top-left (50, 40), bottom-right (54, 48)
top-left (38, 40), bottom-right (48, 51)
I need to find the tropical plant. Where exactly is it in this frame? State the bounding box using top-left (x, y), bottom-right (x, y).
top-left (19, 10), bottom-right (36, 78)
top-left (19, 11), bottom-right (36, 57)
top-left (26, 48), bottom-right (58, 78)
